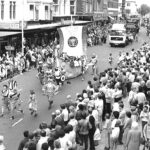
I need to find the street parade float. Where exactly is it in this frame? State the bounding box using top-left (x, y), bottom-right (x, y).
top-left (57, 25), bottom-right (87, 79)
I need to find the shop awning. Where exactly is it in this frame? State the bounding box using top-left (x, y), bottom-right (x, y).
top-left (0, 31), bottom-right (20, 37)
top-left (26, 20), bottom-right (91, 30)
top-left (108, 16), bottom-right (115, 20)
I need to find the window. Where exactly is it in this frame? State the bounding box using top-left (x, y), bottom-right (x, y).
top-left (1, 1), bottom-right (4, 20)
top-left (70, 0), bottom-right (75, 15)
top-left (127, 3), bottom-right (130, 6)
top-left (30, 5), bottom-right (34, 10)
top-left (10, 1), bottom-right (16, 19)
top-left (29, 4), bottom-right (34, 20)
top-left (35, 5), bottom-right (39, 20)
top-left (10, 1), bottom-right (12, 19)
top-left (126, 9), bottom-right (130, 14)
top-left (108, 2), bottom-right (118, 8)
top-left (53, 0), bottom-right (59, 15)
top-left (13, 2), bottom-right (16, 19)
top-left (45, 6), bottom-right (49, 20)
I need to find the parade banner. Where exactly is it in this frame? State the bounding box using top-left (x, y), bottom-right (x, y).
top-left (58, 26), bottom-right (87, 57)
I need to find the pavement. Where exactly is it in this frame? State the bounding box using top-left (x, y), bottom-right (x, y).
top-left (0, 27), bottom-right (149, 150)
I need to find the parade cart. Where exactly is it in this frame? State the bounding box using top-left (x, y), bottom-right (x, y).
top-left (57, 26), bottom-right (87, 79)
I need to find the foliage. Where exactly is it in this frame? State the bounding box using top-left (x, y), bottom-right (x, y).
top-left (138, 4), bottom-right (150, 16)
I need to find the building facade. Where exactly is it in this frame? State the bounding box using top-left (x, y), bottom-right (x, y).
top-left (0, 0), bottom-right (53, 23)
top-left (107, 0), bottom-right (119, 18)
top-left (53, 0), bottom-right (77, 16)
top-left (125, 0), bottom-right (137, 16)
top-left (76, 0), bottom-right (108, 21)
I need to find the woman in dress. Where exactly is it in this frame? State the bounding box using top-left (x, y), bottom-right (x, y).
top-left (125, 121), bottom-right (141, 150)
top-left (122, 111), bottom-right (132, 149)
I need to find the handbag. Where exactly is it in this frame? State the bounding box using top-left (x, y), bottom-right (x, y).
top-left (94, 128), bottom-right (101, 146)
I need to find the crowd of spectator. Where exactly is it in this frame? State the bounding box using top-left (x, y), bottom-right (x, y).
top-left (10, 42), bottom-right (150, 150)
top-left (0, 39), bottom-right (59, 81)
top-left (87, 23), bottom-right (110, 47)
top-left (0, 24), bottom-right (109, 82)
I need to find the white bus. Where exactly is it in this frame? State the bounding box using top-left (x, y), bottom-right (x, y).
top-left (109, 23), bottom-right (128, 47)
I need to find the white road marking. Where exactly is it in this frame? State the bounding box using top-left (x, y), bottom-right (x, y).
top-left (12, 118), bottom-right (23, 127)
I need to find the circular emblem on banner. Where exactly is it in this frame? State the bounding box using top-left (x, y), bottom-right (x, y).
top-left (68, 36), bottom-right (78, 47)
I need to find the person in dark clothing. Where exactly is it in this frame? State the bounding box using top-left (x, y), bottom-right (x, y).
top-left (41, 143), bottom-right (49, 150)
top-left (89, 115), bottom-right (96, 150)
top-left (77, 112), bottom-right (89, 150)
top-left (18, 130), bottom-right (29, 150)
top-left (27, 142), bottom-right (36, 150)
top-left (24, 132), bottom-right (37, 149)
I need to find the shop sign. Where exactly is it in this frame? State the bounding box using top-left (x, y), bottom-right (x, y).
top-left (93, 13), bottom-right (105, 21)
top-left (5, 46), bottom-right (15, 51)
top-left (19, 21), bottom-right (27, 29)
top-left (0, 22), bottom-right (27, 30)
top-left (0, 23), bottom-right (20, 29)
top-left (61, 19), bottom-right (75, 25)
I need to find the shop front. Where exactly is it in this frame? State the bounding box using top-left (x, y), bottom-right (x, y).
top-left (93, 12), bottom-right (108, 26)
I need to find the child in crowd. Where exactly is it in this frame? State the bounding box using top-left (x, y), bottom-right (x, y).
top-left (108, 53), bottom-right (113, 66)
top-left (28, 90), bottom-right (38, 117)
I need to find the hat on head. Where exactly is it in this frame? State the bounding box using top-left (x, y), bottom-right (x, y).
top-left (52, 112), bottom-right (56, 116)
top-left (67, 95), bottom-right (71, 99)
top-left (92, 53), bottom-right (96, 58)
top-left (55, 110), bottom-right (60, 115)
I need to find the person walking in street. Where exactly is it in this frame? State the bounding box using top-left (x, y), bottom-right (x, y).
top-left (43, 77), bottom-right (57, 109)
top-left (28, 90), bottom-right (38, 117)
top-left (0, 85), bottom-right (9, 117)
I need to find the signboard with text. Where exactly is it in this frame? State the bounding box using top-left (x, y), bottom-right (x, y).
top-left (0, 22), bottom-right (27, 30)
top-left (93, 13), bottom-right (107, 21)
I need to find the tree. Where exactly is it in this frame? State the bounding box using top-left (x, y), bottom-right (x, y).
top-left (138, 4), bottom-right (150, 16)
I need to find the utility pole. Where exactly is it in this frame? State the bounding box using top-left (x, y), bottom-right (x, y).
top-left (21, 0), bottom-right (24, 55)
top-left (122, 0), bottom-right (126, 19)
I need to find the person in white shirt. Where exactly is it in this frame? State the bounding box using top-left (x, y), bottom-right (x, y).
top-left (135, 86), bottom-right (146, 112)
top-left (65, 125), bottom-right (76, 149)
top-left (110, 120), bottom-right (121, 150)
top-left (68, 113), bottom-right (78, 131)
top-left (94, 94), bottom-right (104, 130)
top-left (36, 130), bottom-right (49, 150)
top-left (58, 129), bottom-right (72, 150)
top-left (60, 104), bottom-right (69, 125)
